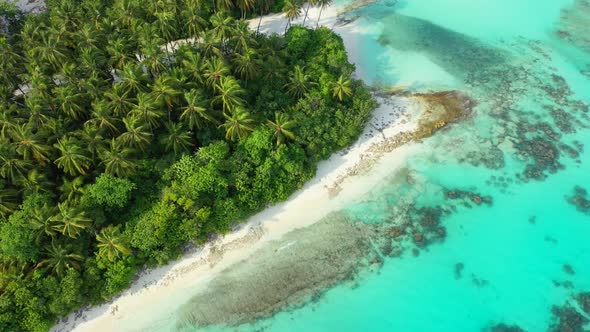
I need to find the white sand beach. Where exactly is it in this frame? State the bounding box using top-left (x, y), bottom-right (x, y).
top-left (52, 4), bottom-right (425, 332)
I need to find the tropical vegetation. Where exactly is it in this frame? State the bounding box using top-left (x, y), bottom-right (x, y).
top-left (0, 0), bottom-right (374, 331)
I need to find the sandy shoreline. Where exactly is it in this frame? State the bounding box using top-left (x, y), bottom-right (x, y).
top-left (52, 4), bottom-right (425, 332)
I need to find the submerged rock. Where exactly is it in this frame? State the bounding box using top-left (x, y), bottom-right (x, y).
top-left (566, 186), bottom-right (590, 214)
top-left (577, 293), bottom-right (590, 315)
top-left (485, 323), bottom-right (526, 332)
top-left (563, 264), bottom-right (575, 275)
top-left (553, 0), bottom-right (590, 53)
top-left (454, 263), bottom-right (464, 280)
top-left (548, 305), bottom-right (589, 332)
top-left (412, 91), bottom-right (476, 139)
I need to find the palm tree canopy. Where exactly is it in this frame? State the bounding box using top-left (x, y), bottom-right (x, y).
top-left (54, 137), bottom-right (93, 176)
top-left (266, 112), bottom-right (297, 145)
top-left (220, 108), bottom-right (255, 141)
top-left (50, 202), bottom-right (93, 239)
top-left (96, 225), bottom-right (132, 262)
top-left (212, 76), bottom-right (245, 112)
top-left (160, 122), bottom-right (194, 154)
top-left (37, 243), bottom-right (83, 277)
top-left (284, 65), bottom-right (315, 99)
top-left (332, 74), bottom-right (353, 101)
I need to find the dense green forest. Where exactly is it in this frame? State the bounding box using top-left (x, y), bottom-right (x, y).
top-left (0, 0), bottom-right (374, 330)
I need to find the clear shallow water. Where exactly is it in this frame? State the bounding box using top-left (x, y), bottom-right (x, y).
top-left (135, 1), bottom-right (590, 331)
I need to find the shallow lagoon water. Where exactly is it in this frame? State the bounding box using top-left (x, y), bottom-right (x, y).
top-left (136, 1), bottom-right (590, 331)
top-left (246, 0), bottom-right (590, 330)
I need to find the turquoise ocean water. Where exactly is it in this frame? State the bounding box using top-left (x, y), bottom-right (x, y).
top-left (134, 1), bottom-right (590, 331)
top-left (245, 0), bottom-right (590, 330)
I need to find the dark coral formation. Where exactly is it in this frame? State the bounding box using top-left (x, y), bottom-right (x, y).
top-left (485, 323), bottom-right (526, 332)
top-left (576, 293), bottom-right (590, 315)
top-left (499, 293), bottom-right (590, 332)
top-left (548, 305), bottom-right (589, 332)
top-left (445, 189), bottom-right (493, 207)
top-left (547, 291), bottom-right (590, 332)
top-left (567, 186), bottom-right (590, 214)
top-left (471, 274), bottom-right (489, 288)
top-left (563, 264), bottom-right (575, 275)
top-left (177, 212), bottom-right (380, 328)
top-left (454, 263), bottom-right (464, 279)
top-left (380, 205), bottom-right (448, 254)
top-left (516, 137), bottom-right (563, 181)
top-left (554, 0), bottom-right (590, 53)
top-left (413, 91), bottom-right (477, 139)
top-left (376, 13), bottom-right (508, 79)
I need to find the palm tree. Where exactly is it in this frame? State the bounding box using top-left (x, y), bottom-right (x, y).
top-left (75, 126), bottom-right (106, 160)
top-left (181, 90), bottom-right (217, 130)
top-left (76, 25), bottom-right (102, 49)
top-left (200, 31), bottom-right (224, 59)
top-left (96, 225), bottom-right (132, 262)
top-left (54, 137), bottom-right (93, 176)
top-left (180, 49), bottom-right (204, 82)
top-left (118, 63), bottom-right (148, 97)
top-left (54, 84), bottom-right (87, 121)
top-left (34, 32), bottom-right (69, 70)
top-left (332, 74), bottom-right (353, 101)
top-left (0, 107), bottom-right (16, 139)
top-left (100, 139), bottom-right (137, 177)
top-left (233, 20), bottom-right (256, 54)
top-left (216, 0), bottom-right (234, 12)
top-left (316, 0), bottom-right (333, 28)
top-left (284, 65), bottom-right (315, 98)
top-left (129, 93), bottom-right (165, 129)
top-left (0, 145), bottom-right (32, 183)
top-left (0, 187), bottom-right (19, 221)
top-left (154, 11), bottom-right (177, 43)
top-left (104, 84), bottom-right (136, 117)
top-left (58, 176), bottom-right (85, 202)
top-left (86, 102), bottom-right (121, 136)
top-left (37, 243), bottom-right (83, 277)
top-left (106, 36), bottom-right (133, 70)
top-left (25, 97), bottom-right (50, 130)
top-left (9, 124), bottom-right (52, 164)
top-left (149, 74), bottom-right (181, 118)
top-left (28, 203), bottom-right (57, 244)
top-left (283, 0), bottom-right (303, 34)
top-left (141, 43), bottom-right (167, 78)
top-left (266, 113), bottom-right (297, 145)
top-left (204, 57), bottom-right (230, 89)
top-left (78, 47), bottom-right (107, 74)
top-left (182, 7), bottom-right (207, 38)
top-left (25, 66), bottom-right (52, 102)
top-left (210, 12), bottom-right (234, 44)
top-left (212, 76), bottom-right (245, 112)
top-left (220, 108), bottom-right (255, 141)
top-left (0, 40), bottom-right (23, 90)
top-left (117, 117), bottom-right (153, 150)
top-left (236, 0), bottom-right (255, 19)
top-left (160, 122), bottom-right (193, 154)
top-left (232, 48), bottom-right (259, 80)
top-left (50, 203), bottom-right (93, 239)
top-left (18, 169), bottom-right (53, 197)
